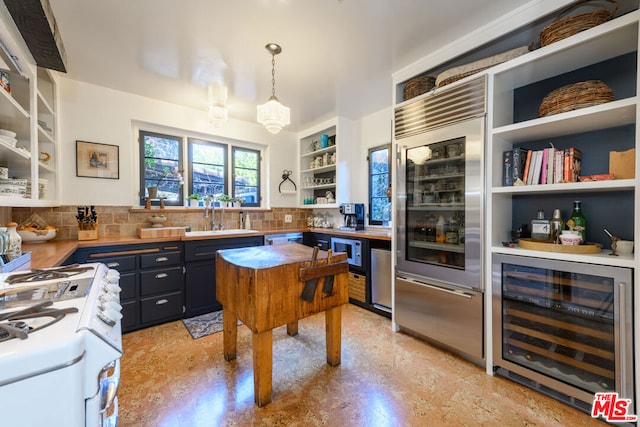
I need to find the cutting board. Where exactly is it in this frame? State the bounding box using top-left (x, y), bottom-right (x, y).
top-left (137, 227), bottom-right (186, 239)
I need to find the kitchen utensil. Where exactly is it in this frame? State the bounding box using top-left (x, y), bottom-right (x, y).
top-left (322, 249), bottom-right (335, 295)
top-left (300, 246), bottom-right (319, 302)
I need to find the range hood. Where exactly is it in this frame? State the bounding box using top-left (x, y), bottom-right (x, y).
top-left (3, 0), bottom-right (66, 72)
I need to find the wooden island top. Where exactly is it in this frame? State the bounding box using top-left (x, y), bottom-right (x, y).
top-left (216, 243), bottom-right (349, 407)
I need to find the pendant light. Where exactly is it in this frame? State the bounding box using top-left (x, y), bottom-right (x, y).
top-left (257, 43), bottom-right (290, 134)
top-left (208, 82), bottom-right (228, 128)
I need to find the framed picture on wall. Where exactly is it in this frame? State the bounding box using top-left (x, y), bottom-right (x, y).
top-left (76, 140), bottom-right (119, 179)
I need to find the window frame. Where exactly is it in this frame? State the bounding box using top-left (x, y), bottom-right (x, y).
top-left (232, 146), bottom-right (261, 207)
top-left (138, 127), bottom-right (265, 207)
top-left (188, 138), bottom-right (228, 200)
top-left (139, 130), bottom-right (184, 206)
top-left (368, 143), bottom-right (391, 226)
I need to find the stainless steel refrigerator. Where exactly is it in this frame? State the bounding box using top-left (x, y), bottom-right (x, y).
top-left (394, 77), bottom-right (485, 364)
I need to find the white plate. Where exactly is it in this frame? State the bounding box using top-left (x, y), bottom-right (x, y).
top-left (0, 129), bottom-right (16, 138)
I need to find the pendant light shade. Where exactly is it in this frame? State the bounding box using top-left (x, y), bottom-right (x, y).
top-left (208, 82), bottom-right (229, 128)
top-left (257, 43), bottom-right (290, 134)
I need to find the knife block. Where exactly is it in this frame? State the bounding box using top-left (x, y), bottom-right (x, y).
top-left (78, 222), bottom-right (98, 241)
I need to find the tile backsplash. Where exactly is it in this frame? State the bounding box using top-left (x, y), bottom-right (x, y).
top-left (10, 206), bottom-right (309, 239)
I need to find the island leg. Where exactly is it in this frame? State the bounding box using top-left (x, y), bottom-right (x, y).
top-left (253, 329), bottom-right (273, 407)
top-left (325, 305), bottom-right (342, 366)
top-left (223, 309), bottom-right (238, 361)
top-left (286, 321), bottom-right (298, 336)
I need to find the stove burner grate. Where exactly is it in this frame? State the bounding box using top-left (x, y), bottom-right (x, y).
top-left (0, 301), bottom-right (78, 342)
top-left (5, 264), bottom-right (94, 284)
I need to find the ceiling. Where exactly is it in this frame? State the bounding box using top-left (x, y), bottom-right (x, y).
top-left (48, 0), bottom-right (533, 132)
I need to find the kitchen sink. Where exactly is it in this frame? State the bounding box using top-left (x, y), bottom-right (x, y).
top-left (184, 229), bottom-right (260, 237)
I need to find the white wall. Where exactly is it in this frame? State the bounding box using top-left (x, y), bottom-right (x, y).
top-left (56, 77), bottom-right (298, 207)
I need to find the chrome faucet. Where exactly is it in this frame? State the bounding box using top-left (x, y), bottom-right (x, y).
top-left (218, 205), bottom-right (224, 230)
top-left (203, 196), bottom-right (217, 231)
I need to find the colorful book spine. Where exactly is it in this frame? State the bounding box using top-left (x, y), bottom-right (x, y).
top-left (512, 148), bottom-right (527, 183)
top-left (554, 150), bottom-right (564, 183)
top-left (541, 148), bottom-right (549, 185)
top-left (523, 149), bottom-right (532, 184)
top-left (502, 150), bottom-right (513, 186)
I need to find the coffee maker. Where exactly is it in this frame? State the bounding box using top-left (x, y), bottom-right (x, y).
top-left (339, 203), bottom-right (365, 231)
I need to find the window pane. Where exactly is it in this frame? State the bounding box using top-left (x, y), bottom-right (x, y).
top-left (369, 145), bottom-right (391, 225)
top-left (233, 147), bottom-right (260, 206)
top-left (141, 131), bottom-right (182, 204)
top-left (189, 140), bottom-right (226, 200)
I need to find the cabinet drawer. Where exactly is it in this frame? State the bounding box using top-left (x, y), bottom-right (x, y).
top-left (119, 272), bottom-right (137, 300)
top-left (95, 255), bottom-right (136, 272)
top-left (140, 292), bottom-right (183, 324)
top-left (140, 251), bottom-right (182, 269)
top-left (184, 236), bottom-right (263, 262)
top-left (140, 267), bottom-right (183, 296)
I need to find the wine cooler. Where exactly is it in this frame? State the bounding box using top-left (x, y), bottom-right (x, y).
top-left (492, 254), bottom-right (634, 413)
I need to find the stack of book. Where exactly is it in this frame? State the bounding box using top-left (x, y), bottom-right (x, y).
top-left (503, 147), bottom-right (581, 186)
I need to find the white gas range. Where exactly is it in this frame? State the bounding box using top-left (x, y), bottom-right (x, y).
top-left (0, 263), bottom-right (123, 427)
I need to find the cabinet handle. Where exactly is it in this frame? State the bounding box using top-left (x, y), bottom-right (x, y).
top-left (155, 299), bottom-right (169, 305)
top-left (155, 273), bottom-right (168, 279)
top-left (106, 262), bottom-right (120, 268)
top-left (155, 256), bottom-right (169, 262)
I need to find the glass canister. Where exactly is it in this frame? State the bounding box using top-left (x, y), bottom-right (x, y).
top-left (5, 221), bottom-right (21, 260)
top-left (0, 226), bottom-right (9, 263)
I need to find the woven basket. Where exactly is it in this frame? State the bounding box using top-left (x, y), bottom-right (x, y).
top-left (539, 80), bottom-right (614, 117)
top-left (540, 0), bottom-right (618, 47)
top-left (403, 76), bottom-right (435, 100)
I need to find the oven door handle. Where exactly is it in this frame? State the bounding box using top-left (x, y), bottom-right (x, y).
top-left (100, 360), bottom-right (121, 413)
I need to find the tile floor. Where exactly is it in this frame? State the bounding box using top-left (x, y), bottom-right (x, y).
top-left (119, 304), bottom-right (603, 426)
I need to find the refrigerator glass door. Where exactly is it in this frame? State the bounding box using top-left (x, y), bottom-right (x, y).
top-left (397, 117), bottom-right (483, 290)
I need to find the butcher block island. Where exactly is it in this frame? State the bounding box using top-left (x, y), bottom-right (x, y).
top-left (216, 243), bottom-right (349, 406)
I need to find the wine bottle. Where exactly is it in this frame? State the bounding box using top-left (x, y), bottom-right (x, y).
top-left (569, 201), bottom-right (586, 243)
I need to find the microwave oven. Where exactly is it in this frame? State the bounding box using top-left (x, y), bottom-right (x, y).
top-left (331, 236), bottom-right (362, 268)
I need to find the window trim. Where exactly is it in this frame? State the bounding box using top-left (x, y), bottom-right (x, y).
top-left (368, 143), bottom-right (391, 226)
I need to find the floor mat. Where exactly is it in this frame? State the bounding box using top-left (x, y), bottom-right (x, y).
top-left (182, 310), bottom-right (240, 339)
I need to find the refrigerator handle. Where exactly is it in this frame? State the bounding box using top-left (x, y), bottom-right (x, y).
top-left (618, 282), bottom-right (628, 395)
top-left (398, 275), bottom-right (473, 299)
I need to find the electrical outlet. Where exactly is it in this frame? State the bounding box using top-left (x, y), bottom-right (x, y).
top-left (284, 214), bottom-right (292, 223)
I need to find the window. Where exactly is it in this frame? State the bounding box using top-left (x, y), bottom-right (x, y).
top-left (139, 129), bottom-right (263, 207)
top-left (188, 139), bottom-right (227, 200)
top-left (232, 147), bottom-right (261, 207)
top-left (140, 131), bottom-right (183, 206)
top-left (368, 144), bottom-right (391, 226)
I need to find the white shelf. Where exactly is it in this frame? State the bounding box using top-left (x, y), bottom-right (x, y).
top-left (300, 203), bottom-right (338, 209)
top-left (301, 164), bottom-right (336, 174)
top-left (492, 97), bottom-right (637, 143)
top-left (300, 145), bottom-right (336, 159)
top-left (492, 179), bottom-right (635, 195)
top-left (492, 11), bottom-right (638, 89)
top-left (491, 245), bottom-right (635, 269)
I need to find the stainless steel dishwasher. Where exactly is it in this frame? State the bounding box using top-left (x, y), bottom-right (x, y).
top-left (371, 248), bottom-right (392, 312)
top-left (264, 232), bottom-right (303, 245)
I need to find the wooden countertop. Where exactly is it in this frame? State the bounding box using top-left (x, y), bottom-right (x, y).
top-left (24, 226), bottom-right (391, 268)
top-left (218, 243), bottom-right (330, 269)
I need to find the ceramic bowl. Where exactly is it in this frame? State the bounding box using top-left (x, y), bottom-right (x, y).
top-left (148, 216), bottom-right (167, 228)
top-left (559, 233), bottom-right (581, 246)
top-left (18, 228), bottom-right (56, 243)
top-left (616, 240), bottom-right (634, 255)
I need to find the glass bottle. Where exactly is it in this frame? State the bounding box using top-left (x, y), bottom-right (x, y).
top-left (549, 209), bottom-right (564, 244)
top-left (446, 216), bottom-right (459, 244)
top-left (435, 215), bottom-right (446, 243)
top-left (425, 214), bottom-right (436, 242)
top-left (5, 222), bottom-right (21, 260)
top-left (531, 209), bottom-right (550, 240)
top-left (569, 201), bottom-right (586, 244)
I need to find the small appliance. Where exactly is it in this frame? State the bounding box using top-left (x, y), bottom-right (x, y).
top-left (339, 203), bottom-right (364, 231)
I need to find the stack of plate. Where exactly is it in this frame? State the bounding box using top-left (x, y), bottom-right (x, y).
top-left (25, 178), bottom-right (48, 198)
top-left (0, 178), bottom-right (27, 197)
top-left (0, 129), bottom-right (17, 147)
